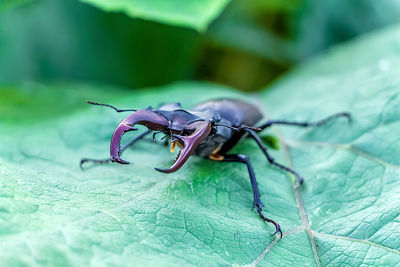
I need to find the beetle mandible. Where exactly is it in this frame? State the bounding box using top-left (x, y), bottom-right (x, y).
top-left (81, 98), bottom-right (351, 237)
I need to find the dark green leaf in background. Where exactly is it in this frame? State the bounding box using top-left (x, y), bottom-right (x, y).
top-left (2, 0), bottom-right (400, 91)
top-left (1, 22), bottom-right (400, 267)
top-left (79, 0), bottom-right (231, 31)
top-left (207, 0), bottom-right (400, 64)
top-left (0, 0), bottom-right (200, 89)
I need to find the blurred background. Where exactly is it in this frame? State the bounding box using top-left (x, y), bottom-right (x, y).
top-left (1, 0), bottom-right (400, 92)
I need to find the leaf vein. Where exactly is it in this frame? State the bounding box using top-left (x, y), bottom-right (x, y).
top-left (312, 231), bottom-right (400, 256)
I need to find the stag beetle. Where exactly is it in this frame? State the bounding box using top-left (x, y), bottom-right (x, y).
top-left (81, 99), bottom-right (351, 237)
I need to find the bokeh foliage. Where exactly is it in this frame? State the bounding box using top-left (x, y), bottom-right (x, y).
top-left (1, 0), bottom-right (400, 90)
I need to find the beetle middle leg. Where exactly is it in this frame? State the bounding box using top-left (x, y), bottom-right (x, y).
top-left (244, 129), bottom-right (304, 185)
top-left (217, 154), bottom-right (282, 238)
top-left (80, 130), bottom-right (151, 169)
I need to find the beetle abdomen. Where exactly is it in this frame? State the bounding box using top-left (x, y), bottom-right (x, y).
top-left (191, 98), bottom-right (263, 127)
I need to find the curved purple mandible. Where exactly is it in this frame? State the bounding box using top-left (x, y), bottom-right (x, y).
top-left (155, 121), bottom-right (211, 173)
top-left (110, 109), bottom-right (169, 164)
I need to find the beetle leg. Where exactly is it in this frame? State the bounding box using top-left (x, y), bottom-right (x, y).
top-left (219, 154), bottom-right (282, 238)
top-left (209, 145), bottom-right (224, 161)
top-left (214, 123), bottom-right (261, 132)
top-left (258, 112), bottom-right (351, 131)
top-left (79, 158), bottom-right (111, 169)
top-left (87, 101), bottom-right (137, 113)
top-left (80, 130), bottom-right (151, 170)
top-left (152, 132), bottom-right (159, 143)
top-left (159, 134), bottom-right (170, 146)
top-left (244, 129), bottom-right (304, 185)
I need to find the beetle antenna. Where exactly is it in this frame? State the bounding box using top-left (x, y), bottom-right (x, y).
top-left (214, 123), bottom-right (262, 132)
top-left (87, 101), bottom-right (137, 113)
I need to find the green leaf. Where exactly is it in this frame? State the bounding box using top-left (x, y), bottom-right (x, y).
top-left (257, 24), bottom-right (400, 265)
top-left (1, 25), bottom-right (400, 265)
top-left (207, 0), bottom-right (400, 64)
top-left (0, 0), bottom-right (200, 89)
top-left (79, 0), bottom-right (231, 31)
top-left (260, 134), bottom-right (280, 150)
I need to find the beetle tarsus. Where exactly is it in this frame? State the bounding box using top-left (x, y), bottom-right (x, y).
top-left (219, 154), bottom-right (281, 237)
top-left (153, 132), bottom-right (160, 143)
top-left (257, 208), bottom-right (282, 238)
top-left (80, 158), bottom-right (111, 170)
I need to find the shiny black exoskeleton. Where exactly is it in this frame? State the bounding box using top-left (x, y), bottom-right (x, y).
top-left (81, 98), bottom-right (351, 238)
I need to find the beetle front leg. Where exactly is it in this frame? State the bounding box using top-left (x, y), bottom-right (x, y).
top-left (245, 129), bottom-right (304, 185)
top-left (80, 130), bottom-right (151, 169)
top-left (219, 154), bottom-right (282, 238)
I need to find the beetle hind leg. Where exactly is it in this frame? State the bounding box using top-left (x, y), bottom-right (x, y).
top-left (218, 154), bottom-right (283, 238)
top-left (258, 112), bottom-right (351, 131)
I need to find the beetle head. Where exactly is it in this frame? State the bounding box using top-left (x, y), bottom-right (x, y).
top-left (110, 107), bottom-right (211, 173)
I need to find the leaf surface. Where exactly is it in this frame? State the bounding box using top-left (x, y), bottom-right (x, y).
top-left (1, 25), bottom-right (400, 266)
